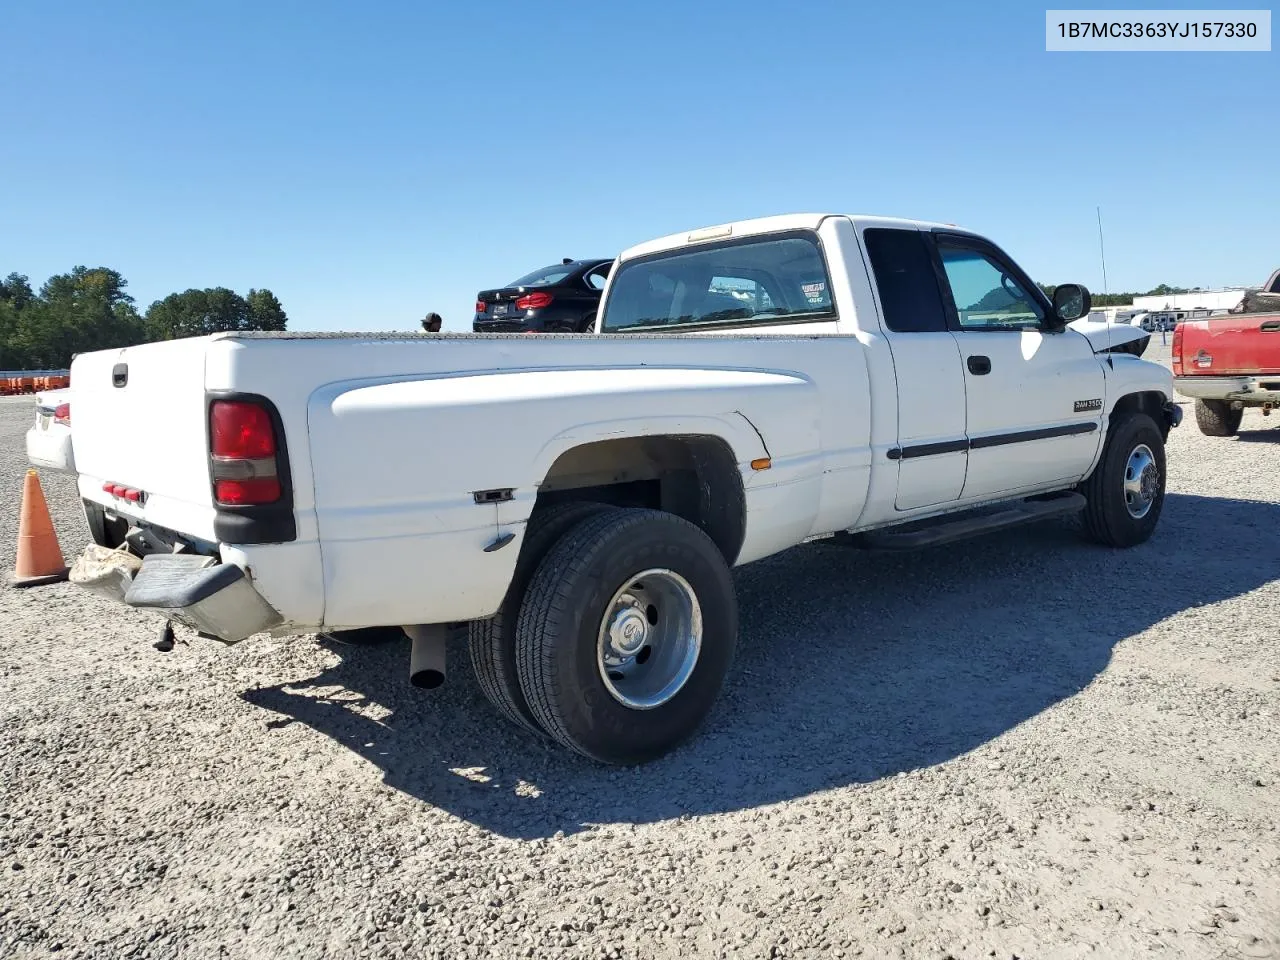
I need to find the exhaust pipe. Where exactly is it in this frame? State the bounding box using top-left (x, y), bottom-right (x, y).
top-left (404, 624), bottom-right (448, 689)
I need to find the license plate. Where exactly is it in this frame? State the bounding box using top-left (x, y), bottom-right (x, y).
top-left (492, 303), bottom-right (508, 317)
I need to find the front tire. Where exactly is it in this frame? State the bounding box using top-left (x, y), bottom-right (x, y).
top-left (515, 508), bottom-right (737, 765)
top-left (1078, 412), bottom-right (1166, 547)
top-left (1194, 398), bottom-right (1243, 437)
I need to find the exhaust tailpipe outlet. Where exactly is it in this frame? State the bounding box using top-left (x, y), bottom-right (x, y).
top-left (404, 624), bottom-right (448, 690)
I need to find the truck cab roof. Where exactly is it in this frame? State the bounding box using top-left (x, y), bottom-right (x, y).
top-left (618, 214), bottom-right (968, 262)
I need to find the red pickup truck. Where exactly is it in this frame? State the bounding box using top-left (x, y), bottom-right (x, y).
top-left (1173, 268), bottom-right (1280, 436)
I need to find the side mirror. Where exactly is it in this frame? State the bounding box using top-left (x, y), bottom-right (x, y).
top-left (1052, 283), bottom-right (1092, 323)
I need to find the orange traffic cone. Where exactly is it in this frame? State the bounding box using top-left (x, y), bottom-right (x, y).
top-left (12, 469), bottom-right (68, 587)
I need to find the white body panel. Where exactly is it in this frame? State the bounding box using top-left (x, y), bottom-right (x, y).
top-left (953, 328), bottom-right (1105, 499)
top-left (66, 213), bottom-right (1175, 633)
top-left (26, 388), bottom-right (75, 474)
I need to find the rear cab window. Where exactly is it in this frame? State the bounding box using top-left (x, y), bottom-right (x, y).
top-left (600, 232), bottom-right (836, 332)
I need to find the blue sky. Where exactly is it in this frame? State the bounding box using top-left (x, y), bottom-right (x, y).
top-left (1, 1), bottom-right (1275, 331)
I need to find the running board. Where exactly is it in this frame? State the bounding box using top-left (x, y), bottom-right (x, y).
top-left (847, 492), bottom-right (1086, 551)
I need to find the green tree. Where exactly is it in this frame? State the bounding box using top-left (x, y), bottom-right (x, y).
top-left (245, 288), bottom-right (288, 332)
top-left (10, 266), bottom-right (145, 368)
top-left (1, 272), bottom-right (35, 310)
top-left (147, 286), bottom-right (289, 341)
top-left (146, 287), bottom-right (252, 341)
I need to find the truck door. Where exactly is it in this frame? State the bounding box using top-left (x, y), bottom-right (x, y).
top-left (931, 233), bottom-right (1105, 501)
top-left (861, 226), bottom-right (968, 510)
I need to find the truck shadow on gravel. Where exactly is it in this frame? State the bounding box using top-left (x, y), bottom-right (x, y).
top-left (1234, 426), bottom-right (1280, 443)
top-left (242, 492), bottom-right (1280, 840)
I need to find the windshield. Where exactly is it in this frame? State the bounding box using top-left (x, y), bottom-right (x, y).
top-left (508, 265), bottom-right (574, 287)
top-left (600, 234), bottom-right (835, 332)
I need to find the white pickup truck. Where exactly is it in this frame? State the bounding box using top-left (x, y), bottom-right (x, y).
top-left (67, 213), bottom-right (1180, 764)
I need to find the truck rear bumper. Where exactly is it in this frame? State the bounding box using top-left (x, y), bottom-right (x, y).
top-left (26, 422), bottom-right (75, 473)
top-left (73, 549), bottom-right (284, 643)
top-left (1174, 376), bottom-right (1280, 403)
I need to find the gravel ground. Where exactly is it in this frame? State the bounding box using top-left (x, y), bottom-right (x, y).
top-left (1, 382), bottom-right (1278, 960)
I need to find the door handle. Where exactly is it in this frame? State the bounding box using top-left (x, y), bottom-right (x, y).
top-left (1260, 320), bottom-right (1280, 332)
top-left (967, 355), bottom-right (991, 375)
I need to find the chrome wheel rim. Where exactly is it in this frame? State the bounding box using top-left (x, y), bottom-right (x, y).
top-left (597, 568), bottom-right (702, 710)
top-left (1123, 443), bottom-right (1159, 519)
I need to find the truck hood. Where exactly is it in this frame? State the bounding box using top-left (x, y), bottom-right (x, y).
top-left (1068, 318), bottom-right (1151, 357)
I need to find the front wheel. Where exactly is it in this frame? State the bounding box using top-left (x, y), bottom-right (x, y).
top-left (515, 508), bottom-right (737, 765)
top-left (1194, 398), bottom-right (1243, 437)
top-left (1078, 413), bottom-right (1166, 547)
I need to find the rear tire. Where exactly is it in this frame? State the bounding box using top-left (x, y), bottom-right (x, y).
top-left (578, 313), bottom-right (597, 333)
top-left (1194, 398), bottom-right (1243, 437)
top-left (515, 507), bottom-right (737, 765)
top-left (468, 501), bottom-right (610, 736)
top-left (1078, 412), bottom-right (1166, 548)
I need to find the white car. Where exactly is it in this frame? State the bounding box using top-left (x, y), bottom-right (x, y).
top-left (65, 213), bottom-right (1180, 763)
top-left (25, 387), bottom-right (74, 473)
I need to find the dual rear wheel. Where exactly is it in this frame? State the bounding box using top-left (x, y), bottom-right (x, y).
top-left (468, 505), bottom-right (737, 765)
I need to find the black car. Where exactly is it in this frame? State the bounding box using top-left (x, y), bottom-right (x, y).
top-left (473, 258), bottom-right (614, 333)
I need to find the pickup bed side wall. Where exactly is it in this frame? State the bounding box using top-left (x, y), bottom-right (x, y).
top-left (212, 332), bottom-right (875, 629)
top-left (308, 368), bottom-right (824, 626)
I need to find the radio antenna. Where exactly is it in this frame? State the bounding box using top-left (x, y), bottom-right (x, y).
top-left (1098, 205), bottom-right (1114, 367)
top-left (1097, 206), bottom-right (1109, 295)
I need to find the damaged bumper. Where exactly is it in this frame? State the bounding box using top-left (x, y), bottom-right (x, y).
top-left (71, 547), bottom-right (282, 643)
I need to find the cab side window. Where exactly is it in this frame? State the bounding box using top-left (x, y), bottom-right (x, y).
top-left (863, 228), bottom-right (949, 333)
top-left (937, 243), bottom-right (1044, 330)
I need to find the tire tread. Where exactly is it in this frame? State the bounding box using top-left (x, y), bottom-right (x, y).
top-left (1078, 412), bottom-right (1165, 547)
top-left (515, 507), bottom-right (733, 763)
top-left (468, 501), bottom-right (609, 736)
top-left (1194, 398), bottom-right (1242, 437)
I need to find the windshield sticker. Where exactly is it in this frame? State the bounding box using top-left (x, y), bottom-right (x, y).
top-left (802, 281), bottom-right (827, 304)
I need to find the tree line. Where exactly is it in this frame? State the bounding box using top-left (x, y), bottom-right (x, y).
top-left (1039, 282), bottom-right (1192, 307)
top-left (0, 266), bottom-right (287, 370)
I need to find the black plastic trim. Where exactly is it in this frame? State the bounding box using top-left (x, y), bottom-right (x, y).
top-left (889, 423), bottom-right (1097, 460)
top-left (206, 391), bottom-right (297, 544)
top-left (969, 422), bottom-right (1097, 449)
top-left (886, 439), bottom-right (968, 460)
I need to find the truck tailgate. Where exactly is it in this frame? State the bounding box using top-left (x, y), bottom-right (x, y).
top-left (70, 338), bottom-right (218, 541)
top-left (1178, 314), bottom-right (1280, 375)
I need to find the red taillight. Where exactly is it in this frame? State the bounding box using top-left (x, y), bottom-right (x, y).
top-left (101, 481), bottom-right (145, 503)
top-left (515, 291), bottom-right (553, 311)
top-left (214, 477), bottom-right (282, 505)
top-left (1171, 323), bottom-right (1184, 376)
top-left (210, 400), bottom-right (282, 506)
top-left (211, 401), bottom-right (276, 459)
top-left (475, 300), bottom-right (486, 314)
top-left (54, 402), bottom-right (70, 426)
